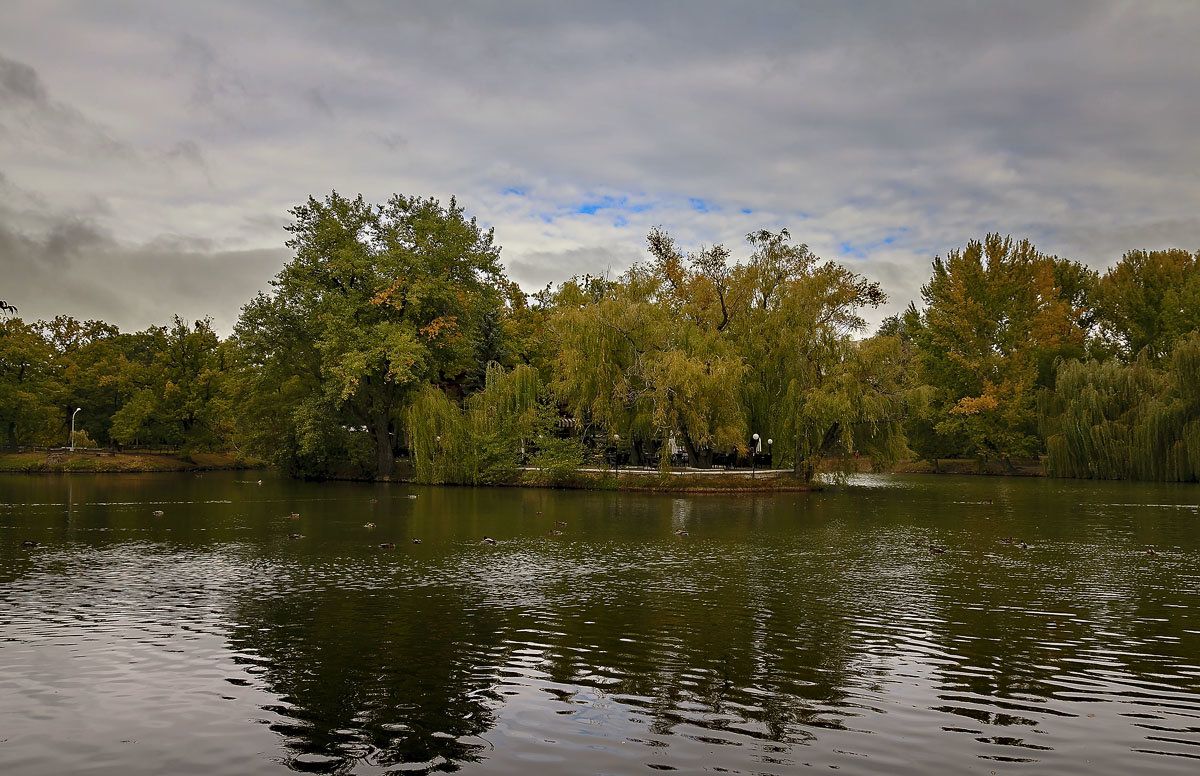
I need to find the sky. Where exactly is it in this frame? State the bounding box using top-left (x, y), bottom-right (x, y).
top-left (2, 1), bottom-right (1198, 334)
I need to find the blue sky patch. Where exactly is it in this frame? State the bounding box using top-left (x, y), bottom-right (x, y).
top-left (839, 241), bottom-right (868, 259)
top-left (839, 228), bottom-right (910, 259)
top-left (565, 195), bottom-right (654, 216)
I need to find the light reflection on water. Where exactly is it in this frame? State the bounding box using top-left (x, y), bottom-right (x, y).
top-left (1, 471), bottom-right (1199, 775)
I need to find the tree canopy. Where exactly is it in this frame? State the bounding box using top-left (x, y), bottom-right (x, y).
top-left (906, 234), bottom-right (1093, 465)
top-left (4, 193), bottom-right (1198, 483)
top-left (231, 192), bottom-right (509, 478)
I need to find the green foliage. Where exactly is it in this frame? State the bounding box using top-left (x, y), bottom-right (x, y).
top-left (0, 317), bottom-right (60, 445)
top-left (6, 197), bottom-right (1199, 488)
top-left (1095, 248), bottom-right (1200, 362)
top-left (232, 191), bottom-right (510, 478)
top-left (733, 231), bottom-right (899, 477)
top-left (105, 317), bottom-right (227, 450)
top-left (0, 314), bottom-right (230, 451)
top-left (1043, 332), bottom-right (1200, 481)
top-left (526, 389), bottom-right (586, 483)
top-left (409, 363), bottom-right (540, 484)
top-left (908, 234), bottom-right (1094, 463)
top-left (528, 436), bottom-right (586, 483)
top-left (547, 227), bottom-right (900, 480)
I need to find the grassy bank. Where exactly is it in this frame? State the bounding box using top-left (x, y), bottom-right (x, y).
top-left (0, 450), bottom-right (266, 473)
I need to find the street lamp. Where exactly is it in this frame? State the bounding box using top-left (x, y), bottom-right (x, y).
top-left (70, 407), bottom-right (82, 452)
top-left (751, 433), bottom-right (760, 477)
top-left (767, 438), bottom-right (774, 470)
top-left (613, 433), bottom-right (620, 478)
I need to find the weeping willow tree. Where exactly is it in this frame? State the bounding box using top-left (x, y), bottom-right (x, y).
top-left (731, 230), bottom-right (904, 480)
top-left (1043, 331), bottom-right (1200, 481)
top-left (409, 362), bottom-right (540, 484)
top-left (777, 333), bottom-right (910, 480)
top-left (1136, 331), bottom-right (1200, 481)
top-left (548, 272), bottom-right (659, 454)
top-left (549, 267), bottom-right (746, 468)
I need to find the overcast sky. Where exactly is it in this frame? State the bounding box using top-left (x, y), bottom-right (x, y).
top-left (2, 1), bottom-right (1198, 334)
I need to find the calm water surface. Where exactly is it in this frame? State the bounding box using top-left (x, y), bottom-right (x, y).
top-left (1, 472), bottom-right (1199, 775)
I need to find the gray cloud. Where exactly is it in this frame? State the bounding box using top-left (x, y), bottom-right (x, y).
top-left (1, 1), bottom-right (1199, 334)
top-left (0, 52), bottom-right (47, 103)
top-left (305, 87), bottom-right (333, 118)
top-left (0, 209), bottom-right (287, 331)
top-left (0, 52), bottom-right (129, 158)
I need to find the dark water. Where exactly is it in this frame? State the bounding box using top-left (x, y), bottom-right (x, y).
top-left (1, 473), bottom-right (1199, 775)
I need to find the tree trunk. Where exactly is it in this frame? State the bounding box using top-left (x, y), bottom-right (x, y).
top-left (373, 412), bottom-right (394, 479)
top-left (794, 425), bottom-right (804, 476)
top-left (679, 427), bottom-right (712, 468)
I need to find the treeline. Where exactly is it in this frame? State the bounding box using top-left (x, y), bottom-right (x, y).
top-left (2, 192), bottom-right (1198, 482)
top-left (1, 315), bottom-right (228, 451)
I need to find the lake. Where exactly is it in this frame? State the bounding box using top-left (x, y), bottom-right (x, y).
top-left (1, 471), bottom-right (1198, 774)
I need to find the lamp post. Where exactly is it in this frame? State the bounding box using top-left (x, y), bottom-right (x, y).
top-left (613, 433), bottom-right (620, 478)
top-left (767, 438), bottom-right (774, 471)
top-left (751, 433), bottom-right (760, 477)
top-left (70, 407), bottom-right (82, 452)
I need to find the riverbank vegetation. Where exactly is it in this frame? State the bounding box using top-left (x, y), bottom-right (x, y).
top-left (3, 192), bottom-right (1198, 482)
top-left (0, 449), bottom-right (258, 473)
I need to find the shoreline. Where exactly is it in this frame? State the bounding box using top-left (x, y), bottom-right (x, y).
top-left (0, 451), bottom-right (1043, 484)
top-left (0, 450), bottom-right (265, 474)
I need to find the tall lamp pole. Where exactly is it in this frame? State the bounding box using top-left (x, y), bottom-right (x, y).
top-left (767, 438), bottom-right (774, 471)
top-left (70, 407), bottom-right (82, 452)
top-left (751, 433), bottom-right (760, 477)
top-left (613, 434), bottom-right (620, 478)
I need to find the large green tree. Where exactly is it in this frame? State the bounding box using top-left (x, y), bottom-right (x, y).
top-left (109, 317), bottom-right (228, 450)
top-left (40, 316), bottom-right (135, 447)
top-left (550, 240), bottom-right (747, 469)
top-left (233, 192), bottom-right (508, 478)
top-left (908, 234), bottom-right (1094, 464)
top-left (733, 229), bottom-right (901, 478)
top-left (0, 317), bottom-right (59, 446)
top-left (1095, 248), bottom-right (1200, 362)
top-left (550, 227), bottom-right (903, 479)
